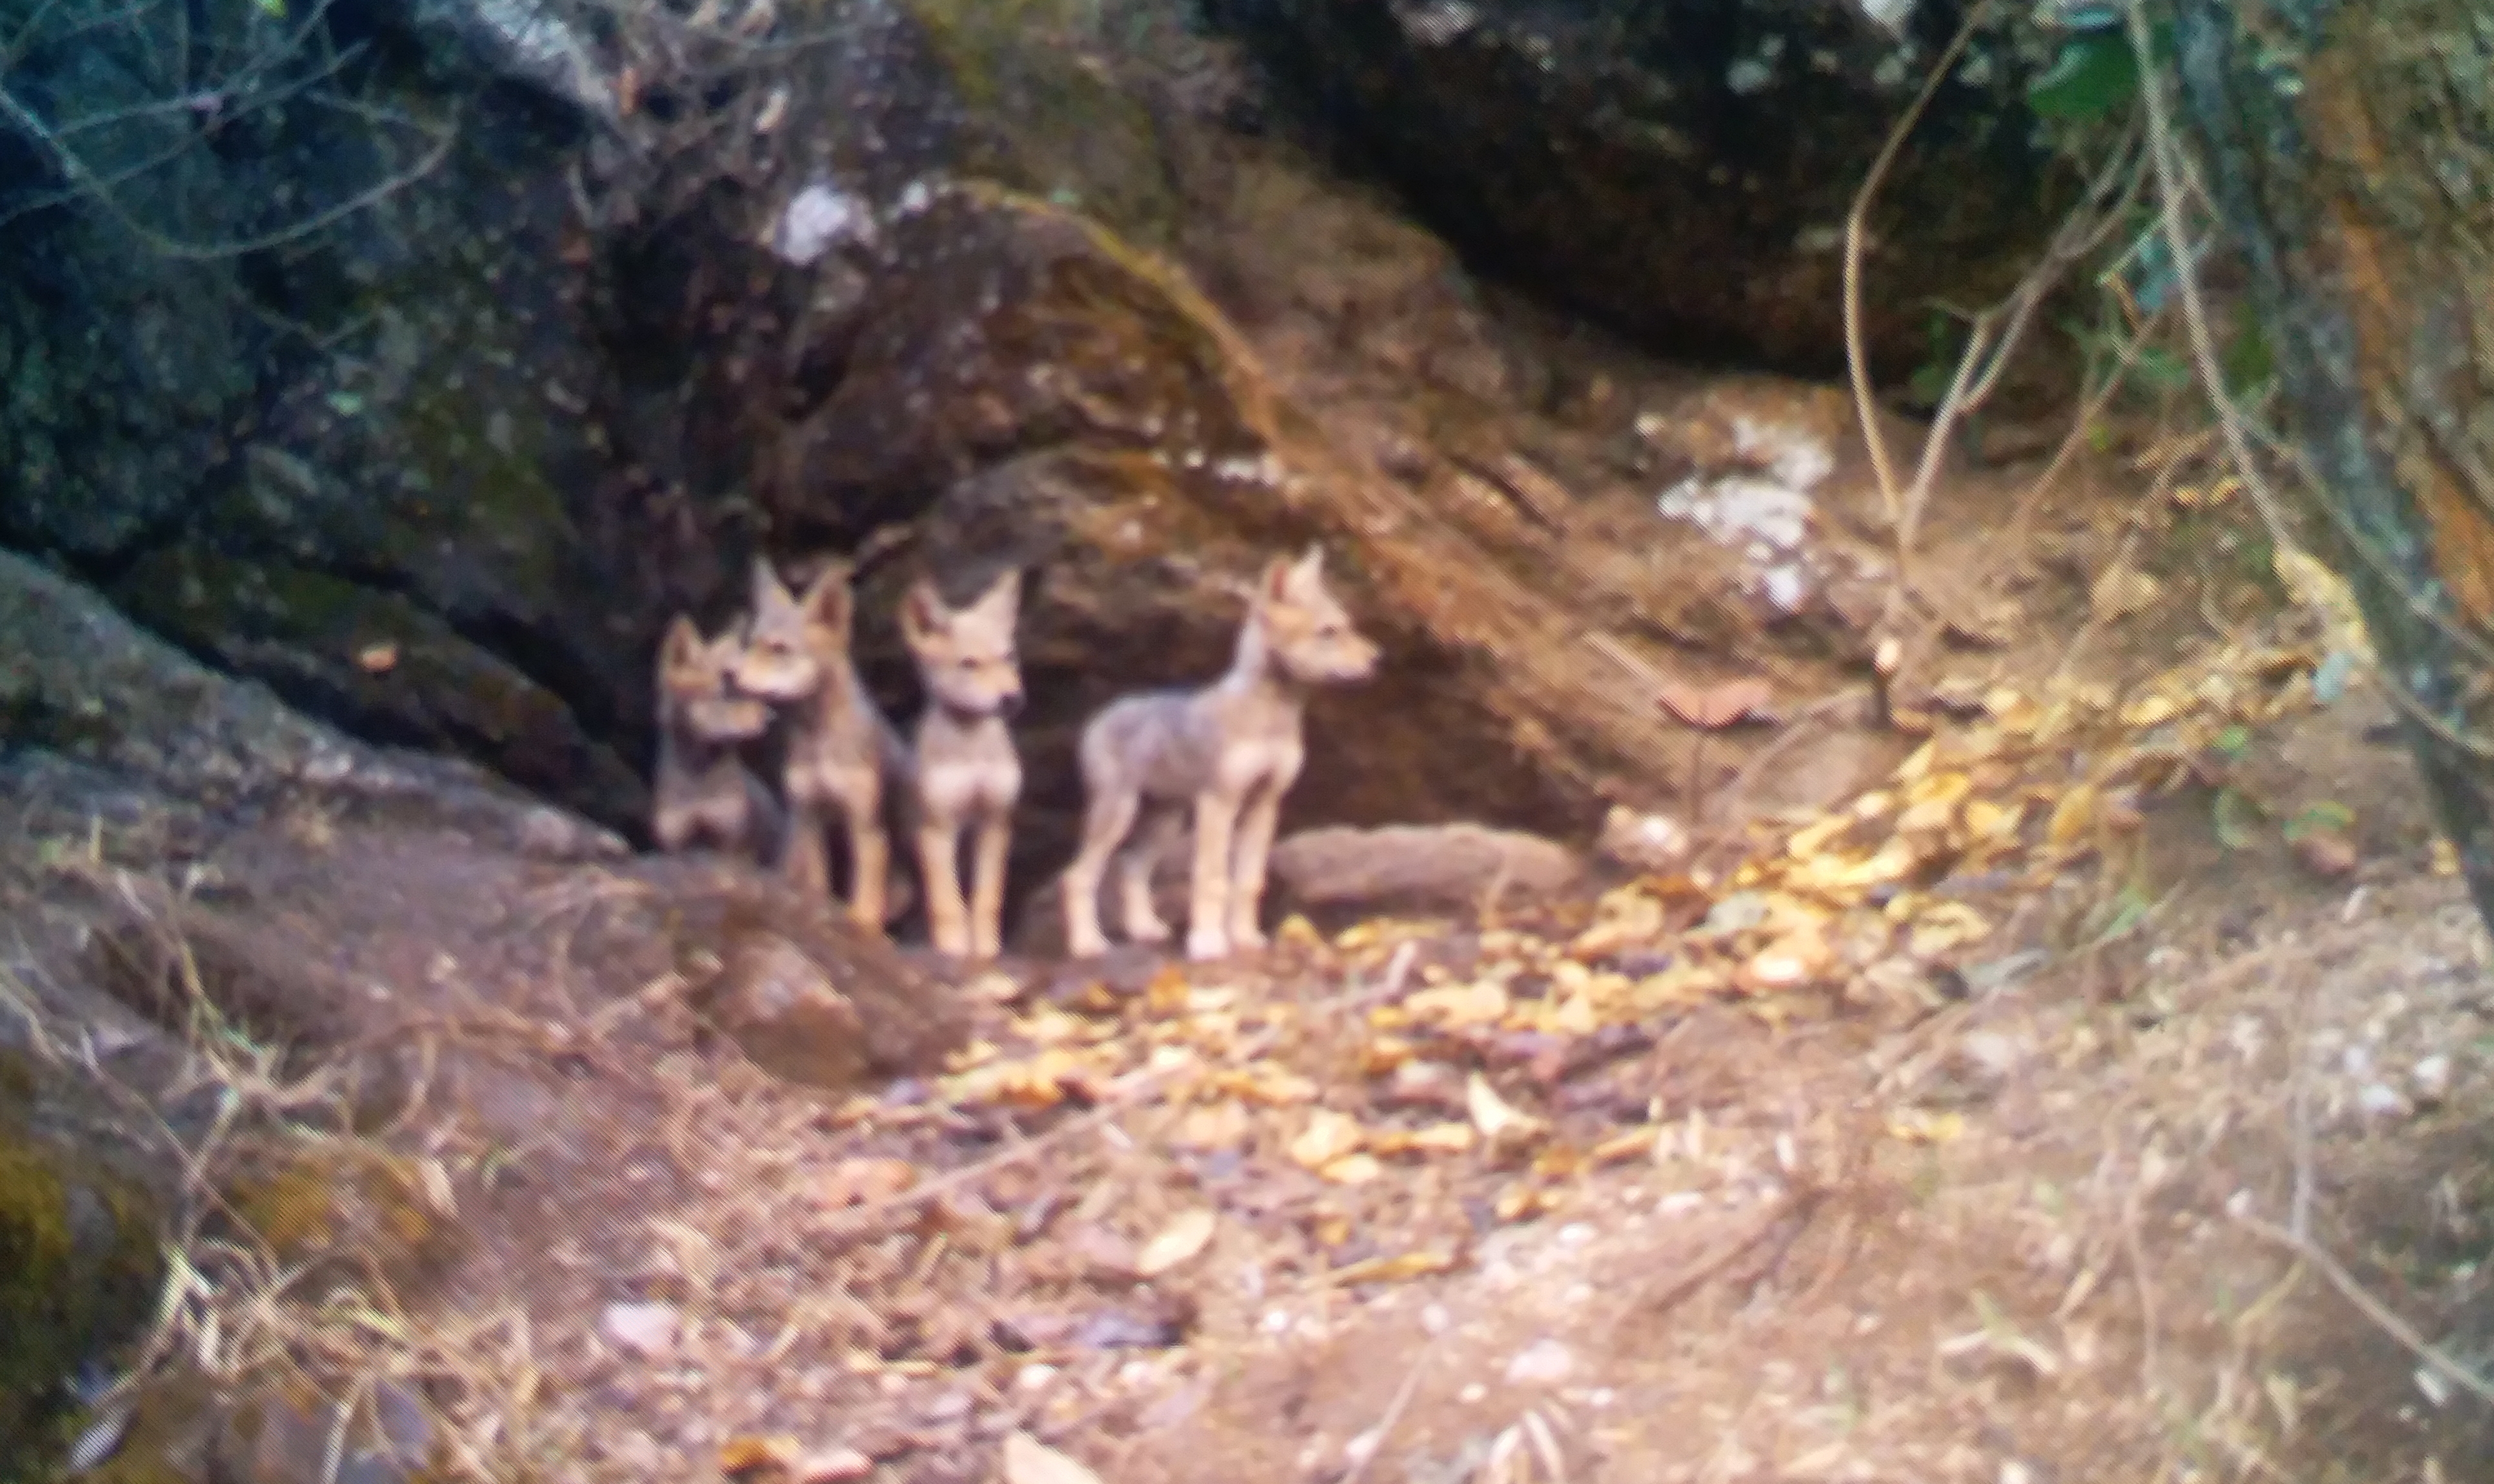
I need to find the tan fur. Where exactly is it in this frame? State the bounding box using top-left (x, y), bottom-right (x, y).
top-left (1061, 545), bottom-right (1380, 961)
top-left (652, 614), bottom-right (778, 860)
top-left (732, 557), bottom-right (909, 930)
top-left (898, 570), bottom-right (1026, 960)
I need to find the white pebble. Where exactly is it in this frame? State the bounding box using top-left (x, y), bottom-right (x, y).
top-left (1420, 1304), bottom-right (1452, 1336)
top-left (2357, 1082), bottom-right (2412, 1119)
top-left (1505, 1339), bottom-right (1576, 1386)
top-left (2413, 1054), bottom-right (2453, 1099)
top-left (599, 1301), bottom-right (680, 1359)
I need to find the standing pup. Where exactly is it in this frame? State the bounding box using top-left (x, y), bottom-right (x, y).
top-left (732, 557), bottom-right (908, 930)
top-left (899, 570), bottom-right (1027, 960)
top-left (1061, 545), bottom-right (1380, 961)
top-left (651, 614), bottom-right (778, 860)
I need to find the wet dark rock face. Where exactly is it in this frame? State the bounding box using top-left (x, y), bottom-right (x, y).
top-left (3, 1), bottom-right (646, 832)
top-left (1205, 0), bottom-right (2061, 373)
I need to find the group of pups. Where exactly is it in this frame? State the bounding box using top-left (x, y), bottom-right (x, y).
top-left (652, 546), bottom-right (1380, 963)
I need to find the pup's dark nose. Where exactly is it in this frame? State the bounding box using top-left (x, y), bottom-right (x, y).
top-left (999, 690), bottom-right (1026, 719)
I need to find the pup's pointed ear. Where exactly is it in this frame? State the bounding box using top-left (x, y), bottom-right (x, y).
top-left (750, 556), bottom-right (794, 615)
top-left (660, 614), bottom-right (705, 674)
top-left (974, 568), bottom-right (1023, 620)
top-left (1256, 554), bottom-right (1296, 607)
top-left (899, 575), bottom-right (947, 645)
top-left (798, 563), bottom-right (856, 632)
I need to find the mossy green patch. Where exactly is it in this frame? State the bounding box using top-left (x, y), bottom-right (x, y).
top-left (224, 1142), bottom-right (463, 1291)
top-left (0, 1112), bottom-right (163, 1476)
top-left (905, 0), bottom-right (1182, 246)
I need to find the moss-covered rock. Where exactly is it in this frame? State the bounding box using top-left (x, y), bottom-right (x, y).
top-left (110, 546), bottom-right (644, 828)
top-left (0, 1068), bottom-right (163, 1471)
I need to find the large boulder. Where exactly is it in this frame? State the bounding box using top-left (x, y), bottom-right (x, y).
top-left (1201, 0), bottom-right (2064, 373)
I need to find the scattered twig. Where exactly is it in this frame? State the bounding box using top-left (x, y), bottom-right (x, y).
top-left (2231, 1207), bottom-right (2494, 1407)
top-left (2121, 1147), bottom-right (2164, 1396)
top-left (1616, 1190), bottom-right (1823, 1329)
top-left (1341, 1348), bottom-right (1430, 1484)
top-left (1716, 685), bottom-right (1871, 825)
top-left (1844, 0), bottom-right (1995, 539)
top-left (2124, 0), bottom-right (2293, 561)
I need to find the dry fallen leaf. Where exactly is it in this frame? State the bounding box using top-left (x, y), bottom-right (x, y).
top-left (2290, 827), bottom-right (2358, 879)
top-left (720, 1436), bottom-right (803, 1478)
top-left (1401, 978), bottom-right (1513, 1028)
top-left (1592, 1127), bottom-right (1659, 1164)
top-left (1467, 1073), bottom-right (1549, 1145)
top-left (1004, 1431), bottom-right (1104, 1484)
top-left (794, 1447), bottom-right (873, 1483)
top-left (1144, 964), bottom-right (1192, 1016)
top-left (1371, 1122), bottom-right (1477, 1157)
top-left (1658, 675), bottom-right (1774, 728)
top-left (2046, 783), bottom-right (2098, 849)
top-left (1320, 1152), bottom-right (1385, 1185)
top-left (1325, 1248), bottom-right (1461, 1286)
top-left (816, 1158), bottom-right (918, 1209)
top-left (2089, 561), bottom-right (2162, 621)
top-left (1290, 1108), bottom-right (1368, 1170)
top-left (1885, 1107), bottom-right (1966, 1144)
top-left (1135, 1210), bottom-right (1217, 1277)
top-left (1172, 1100), bottom-right (1252, 1151)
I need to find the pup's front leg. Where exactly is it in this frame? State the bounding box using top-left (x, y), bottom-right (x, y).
top-left (836, 773), bottom-right (891, 932)
top-left (1185, 789), bottom-right (1243, 962)
top-left (969, 810), bottom-right (1012, 960)
top-left (917, 816), bottom-right (972, 957)
top-left (1062, 787), bottom-right (1138, 959)
top-left (781, 802), bottom-right (830, 899)
top-left (1225, 784), bottom-right (1284, 952)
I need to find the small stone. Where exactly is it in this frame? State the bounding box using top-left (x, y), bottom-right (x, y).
top-left (600, 1301), bottom-right (681, 1359)
top-left (1458, 1383), bottom-right (1487, 1405)
top-left (1505, 1339), bottom-right (1575, 1386)
top-left (795, 1447), bottom-right (874, 1483)
top-left (1956, 1030), bottom-right (2022, 1079)
top-left (2357, 1083), bottom-right (2411, 1119)
top-left (2413, 1054), bottom-right (2453, 1101)
top-left (1420, 1303), bottom-right (1452, 1336)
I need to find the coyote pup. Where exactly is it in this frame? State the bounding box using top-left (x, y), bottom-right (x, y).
top-left (652, 614), bottom-right (778, 859)
top-left (900, 570), bottom-right (1027, 960)
top-left (1061, 545), bottom-right (1380, 961)
top-left (732, 557), bottom-right (908, 930)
